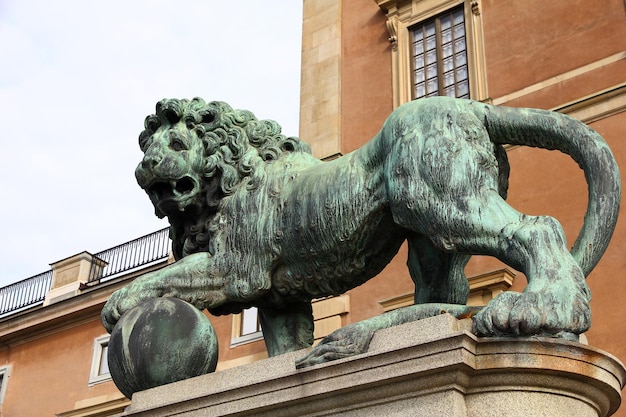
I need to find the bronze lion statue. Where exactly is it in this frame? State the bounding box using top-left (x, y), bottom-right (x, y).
top-left (102, 96), bottom-right (620, 366)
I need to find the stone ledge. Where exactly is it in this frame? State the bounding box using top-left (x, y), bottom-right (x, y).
top-left (122, 314), bottom-right (626, 417)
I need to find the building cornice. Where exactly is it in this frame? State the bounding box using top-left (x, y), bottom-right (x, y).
top-left (553, 83), bottom-right (626, 123)
top-left (0, 263), bottom-right (165, 348)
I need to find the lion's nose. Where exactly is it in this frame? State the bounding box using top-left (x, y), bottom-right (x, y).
top-left (142, 155), bottom-right (159, 169)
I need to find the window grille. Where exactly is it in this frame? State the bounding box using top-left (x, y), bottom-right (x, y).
top-left (412, 5), bottom-right (469, 100)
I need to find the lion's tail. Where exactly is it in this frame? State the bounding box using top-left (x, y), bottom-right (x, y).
top-left (476, 102), bottom-right (621, 278)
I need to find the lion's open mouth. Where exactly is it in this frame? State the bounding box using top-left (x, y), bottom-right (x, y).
top-left (147, 176), bottom-right (198, 215)
top-left (174, 177), bottom-right (195, 194)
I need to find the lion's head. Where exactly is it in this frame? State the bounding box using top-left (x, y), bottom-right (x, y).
top-left (136, 97), bottom-right (311, 259)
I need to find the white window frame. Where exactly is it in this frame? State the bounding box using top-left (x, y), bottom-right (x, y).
top-left (375, 0), bottom-right (489, 107)
top-left (0, 365), bottom-right (11, 406)
top-left (88, 334), bottom-right (111, 385)
top-left (230, 307), bottom-right (264, 347)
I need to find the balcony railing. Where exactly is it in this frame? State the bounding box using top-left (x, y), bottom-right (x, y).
top-left (87, 227), bottom-right (171, 283)
top-left (0, 270), bottom-right (53, 316)
top-left (0, 228), bottom-right (171, 318)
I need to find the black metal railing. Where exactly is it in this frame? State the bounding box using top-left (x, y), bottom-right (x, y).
top-left (0, 228), bottom-right (171, 318)
top-left (0, 270), bottom-right (53, 316)
top-left (87, 227), bottom-right (171, 283)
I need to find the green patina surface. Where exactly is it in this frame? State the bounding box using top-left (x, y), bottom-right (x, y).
top-left (102, 96), bottom-right (620, 371)
top-left (108, 297), bottom-right (217, 398)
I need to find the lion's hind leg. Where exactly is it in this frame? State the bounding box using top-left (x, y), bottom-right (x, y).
top-left (386, 107), bottom-right (589, 339)
top-left (472, 213), bottom-right (591, 340)
top-left (401, 189), bottom-right (590, 339)
top-left (408, 234), bottom-right (470, 305)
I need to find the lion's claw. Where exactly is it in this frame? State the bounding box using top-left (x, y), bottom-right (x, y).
top-left (295, 325), bottom-right (374, 369)
top-left (473, 286), bottom-right (590, 339)
top-left (101, 287), bottom-right (131, 333)
top-left (101, 284), bottom-right (165, 333)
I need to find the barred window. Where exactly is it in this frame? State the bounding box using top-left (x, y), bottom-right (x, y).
top-left (412, 5), bottom-right (469, 100)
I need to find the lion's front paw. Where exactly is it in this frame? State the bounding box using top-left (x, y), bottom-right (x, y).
top-left (473, 285), bottom-right (590, 339)
top-left (101, 284), bottom-right (164, 333)
top-left (295, 324), bottom-right (374, 369)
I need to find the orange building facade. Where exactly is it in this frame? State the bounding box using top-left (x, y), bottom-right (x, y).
top-left (0, 1), bottom-right (625, 415)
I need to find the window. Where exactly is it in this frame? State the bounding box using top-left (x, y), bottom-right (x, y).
top-left (231, 307), bottom-right (263, 347)
top-left (241, 306), bottom-right (262, 335)
top-left (0, 365), bottom-right (11, 406)
top-left (412, 5), bottom-right (469, 100)
top-left (375, 0), bottom-right (489, 107)
top-left (89, 335), bottom-right (111, 385)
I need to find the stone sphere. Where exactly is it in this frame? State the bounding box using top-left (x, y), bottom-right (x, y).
top-left (108, 297), bottom-right (218, 399)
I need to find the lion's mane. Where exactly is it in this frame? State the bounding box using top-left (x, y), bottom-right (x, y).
top-left (139, 98), bottom-right (311, 259)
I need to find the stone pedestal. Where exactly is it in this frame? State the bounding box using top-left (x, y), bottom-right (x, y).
top-left (121, 315), bottom-right (625, 417)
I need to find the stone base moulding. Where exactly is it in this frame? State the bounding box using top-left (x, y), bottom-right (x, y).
top-left (121, 314), bottom-right (626, 417)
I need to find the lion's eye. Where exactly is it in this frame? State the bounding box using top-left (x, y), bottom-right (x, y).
top-left (171, 139), bottom-right (187, 151)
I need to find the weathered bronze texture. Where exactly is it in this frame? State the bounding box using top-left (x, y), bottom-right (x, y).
top-left (108, 297), bottom-right (218, 398)
top-left (102, 96), bottom-right (620, 368)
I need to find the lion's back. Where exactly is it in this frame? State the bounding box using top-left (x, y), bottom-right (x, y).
top-left (262, 155), bottom-right (406, 300)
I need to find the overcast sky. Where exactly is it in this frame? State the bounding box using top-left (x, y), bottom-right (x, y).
top-left (0, 1), bottom-right (303, 287)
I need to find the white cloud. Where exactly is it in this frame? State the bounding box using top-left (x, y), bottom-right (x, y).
top-left (0, 0), bottom-right (303, 286)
